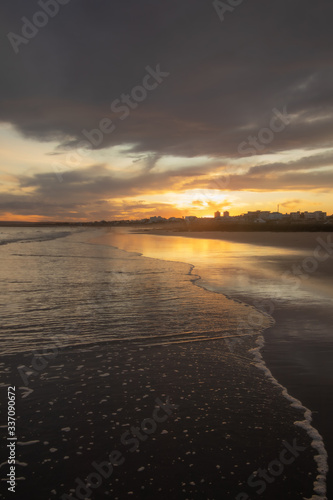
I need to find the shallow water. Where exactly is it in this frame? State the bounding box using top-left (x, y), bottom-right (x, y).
top-left (0, 228), bottom-right (262, 355)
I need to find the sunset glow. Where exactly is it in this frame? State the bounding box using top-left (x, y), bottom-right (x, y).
top-left (1, 3), bottom-right (333, 221)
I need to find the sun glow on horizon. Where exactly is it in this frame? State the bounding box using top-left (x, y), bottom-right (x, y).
top-left (0, 126), bottom-right (333, 221)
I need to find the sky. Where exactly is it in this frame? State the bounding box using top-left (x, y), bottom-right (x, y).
top-left (1, 0), bottom-right (333, 221)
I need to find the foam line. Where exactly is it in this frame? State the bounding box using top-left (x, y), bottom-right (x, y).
top-left (249, 336), bottom-right (328, 499)
top-left (190, 267), bottom-right (328, 499)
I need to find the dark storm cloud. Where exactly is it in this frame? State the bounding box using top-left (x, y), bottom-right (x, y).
top-left (224, 170), bottom-right (333, 192)
top-left (18, 165), bottom-right (167, 201)
top-left (1, 0), bottom-right (333, 159)
top-left (16, 164), bottom-right (209, 208)
top-left (17, 162), bottom-right (218, 202)
top-left (0, 191), bottom-right (87, 218)
top-left (0, 189), bottom-right (179, 220)
top-left (1, 154), bottom-right (331, 219)
top-left (13, 160), bottom-right (333, 213)
top-left (248, 150), bottom-right (333, 176)
top-left (0, 171), bottom-right (184, 219)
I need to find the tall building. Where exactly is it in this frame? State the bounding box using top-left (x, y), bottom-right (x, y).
top-left (214, 211), bottom-right (221, 218)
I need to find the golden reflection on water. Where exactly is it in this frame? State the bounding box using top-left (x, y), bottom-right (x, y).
top-left (91, 228), bottom-right (333, 303)
top-left (93, 228), bottom-right (300, 263)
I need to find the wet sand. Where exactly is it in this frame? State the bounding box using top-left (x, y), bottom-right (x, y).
top-left (146, 228), bottom-right (333, 250)
top-left (137, 229), bottom-right (333, 498)
top-left (4, 339), bottom-right (317, 500)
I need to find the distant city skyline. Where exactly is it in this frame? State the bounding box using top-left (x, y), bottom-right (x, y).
top-left (1, 206), bottom-right (332, 224)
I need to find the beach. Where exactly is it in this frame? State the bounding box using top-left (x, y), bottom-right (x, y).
top-left (2, 2), bottom-right (333, 499)
top-left (0, 227), bottom-right (331, 499)
top-left (93, 228), bottom-right (333, 498)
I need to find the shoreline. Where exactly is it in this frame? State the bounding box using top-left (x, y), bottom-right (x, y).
top-left (92, 230), bottom-right (333, 498)
top-left (92, 228), bottom-right (331, 498)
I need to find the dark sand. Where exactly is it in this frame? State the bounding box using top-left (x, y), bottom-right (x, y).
top-left (5, 339), bottom-right (317, 500)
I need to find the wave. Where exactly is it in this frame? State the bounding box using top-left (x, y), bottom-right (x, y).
top-left (191, 268), bottom-right (328, 500)
top-left (0, 230), bottom-right (72, 246)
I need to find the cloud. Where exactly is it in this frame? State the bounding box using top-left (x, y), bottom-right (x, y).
top-left (248, 150), bottom-right (333, 176)
top-left (225, 171), bottom-right (333, 192)
top-left (280, 199), bottom-right (302, 209)
top-left (16, 163), bottom-right (210, 203)
top-left (1, 0), bottom-right (333, 160)
top-left (1, 1), bottom-right (333, 219)
top-left (0, 186), bottom-right (183, 221)
top-left (1, 157), bottom-right (332, 220)
top-left (5, 154), bottom-right (333, 218)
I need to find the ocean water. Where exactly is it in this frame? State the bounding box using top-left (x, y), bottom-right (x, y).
top-left (0, 227), bottom-right (329, 499)
top-left (0, 227), bottom-right (262, 355)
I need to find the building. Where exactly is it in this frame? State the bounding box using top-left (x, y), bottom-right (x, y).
top-left (289, 211), bottom-right (327, 222)
top-left (148, 216), bottom-right (167, 223)
top-left (245, 211), bottom-right (262, 220)
top-left (223, 211), bottom-right (230, 217)
top-left (214, 211), bottom-right (221, 218)
top-left (260, 211), bottom-right (271, 220)
top-left (290, 211), bottom-right (301, 220)
top-left (303, 211), bottom-right (327, 221)
top-left (168, 217), bottom-right (183, 222)
top-left (268, 212), bottom-right (284, 221)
